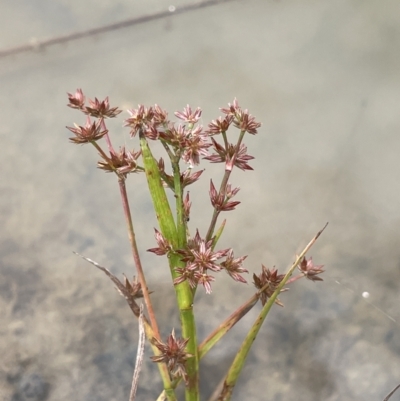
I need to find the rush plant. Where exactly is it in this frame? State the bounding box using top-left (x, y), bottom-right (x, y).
top-left (66, 90), bottom-right (327, 401)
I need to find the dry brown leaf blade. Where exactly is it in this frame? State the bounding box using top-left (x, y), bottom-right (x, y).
top-left (129, 304), bottom-right (146, 401)
top-left (73, 251), bottom-right (140, 317)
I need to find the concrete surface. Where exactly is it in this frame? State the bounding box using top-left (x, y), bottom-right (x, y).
top-left (1, 1), bottom-right (400, 400)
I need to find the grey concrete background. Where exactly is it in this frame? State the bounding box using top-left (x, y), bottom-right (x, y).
top-left (1, 1), bottom-right (400, 400)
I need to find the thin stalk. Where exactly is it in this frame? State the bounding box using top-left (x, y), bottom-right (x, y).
top-left (199, 294), bottom-right (258, 359)
top-left (206, 131), bottom-right (246, 242)
top-left (211, 219), bottom-right (226, 250)
top-left (91, 141), bottom-right (114, 167)
top-left (218, 223), bottom-right (328, 401)
top-left (118, 178), bottom-right (160, 339)
top-left (383, 384), bottom-right (400, 401)
top-left (172, 159), bottom-right (187, 247)
top-left (119, 179), bottom-right (178, 400)
top-left (99, 117), bottom-right (116, 155)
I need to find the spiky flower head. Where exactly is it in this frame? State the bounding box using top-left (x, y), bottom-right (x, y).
top-left (147, 229), bottom-right (171, 256)
top-left (220, 249), bottom-right (248, 283)
top-left (150, 329), bottom-right (193, 383)
top-left (174, 230), bottom-right (230, 293)
top-left (174, 105), bottom-right (202, 124)
top-left (253, 265), bottom-right (287, 306)
top-left (220, 98), bottom-right (261, 135)
top-left (298, 256), bottom-right (324, 282)
top-left (97, 147), bottom-right (141, 177)
top-left (204, 138), bottom-right (254, 171)
top-left (67, 89), bottom-right (122, 119)
top-left (67, 116), bottom-right (108, 144)
top-left (85, 96), bottom-right (122, 119)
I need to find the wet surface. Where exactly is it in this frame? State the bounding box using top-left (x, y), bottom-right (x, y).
top-left (1, 1), bottom-right (400, 400)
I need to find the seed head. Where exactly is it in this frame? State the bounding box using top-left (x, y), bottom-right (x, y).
top-left (209, 180), bottom-right (241, 212)
top-left (204, 138), bottom-right (254, 171)
top-left (206, 115), bottom-right (234, 135)
top-left (174, 230), bottom-right (230, 293)
top-left (220, 249), bottom-right (248, 283)
top-left (67, 88), bottom-right (85, 110)
top-left (123, 275), bottom-right (146, 299)
top-left (174, 105), bottom-right (202, 124)
top-left (160, 124), bottom-right (210, 166)
top-left (220, 98), bottom-right (241, 117)
top-left (180, 169), bottom-right (204, 188)
top-left (220, 98), bottom-right (261, 135)
top-left (150, 329), bottom-right (193, 383)
top-left (147, 229), bottom-right (171, 256)
top-left (97, 147), bottom-right (141, 177)
top-left (253, 265), bottom-right (287, 306)
top-left (233, 109), bottom-right (261, 135)
top-left (125, 105), bottom-right (155, 137)
top-left (153, 104), bottom-right (169, 124)
top-left (298, 257), bottom-right (324, 282)
top-left (67, 116), bottom-right (108, 144)
top-left (85, 96), bottom-right (122, 119)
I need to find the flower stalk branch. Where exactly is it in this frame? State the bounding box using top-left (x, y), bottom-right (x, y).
top-left (118, 178), bottom-right (160, 339)
top-left (217, 223), bottom-right (328, 401)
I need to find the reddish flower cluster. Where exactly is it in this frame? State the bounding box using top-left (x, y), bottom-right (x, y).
top-left (150, 329), bottom-right (193, 382)
top-left (67, 116), bottom-right (108, 144)
top-left (209, 180), bottom-right (241, 212)
top-left (123, 275), bottom-right (146, 300)
top-left (174, 231), bottom-right (229, 294)
top-left (67, 92), bottom-right (261, 187)
top-left (220, 98), bottom-right (261, 135)
top-left (220, 249), bottom-right (248, 283)
top-left (157, 158), bottom-right (204, 193)
top-left (147, 229), bottom-right (172, 256)
top-left (67, 88), bottom-right (122, 119)
top-left (148, 230), bottom-right (248, 293)
top-left (174, 105), bottom-right (202, 124)
top-left (298, 256), bottom-right (324, 281)
top-left (97, 147), bottom-right (141, 177)
top-left (253, 266), bottom-right (287, 306)
top-left (67, 89), bottom-right (141, 178)
top-left (125, 104), bottom-right (210, 167)
top-left (204, 138), bottom-right (254, 171)
top-left (253, 256), bottom-right (325, 307)
top-left (207, 115), bottom-right (234, 135)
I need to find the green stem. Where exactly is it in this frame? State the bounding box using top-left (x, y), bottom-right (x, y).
top-left (218, 224), bottom-right (327, 401)
top-left (168, 253), bottom-right (199, 401)
top-left (171, 158), bottom-right (200, 400)
top-left (198, 294), bottom-right (258, 359)
top-left (172, 159), bottom-right (187, 247)
top-left (139, 133), bottom-right (199, 400)
top-left (157, 287), bottom-right (259, 400)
